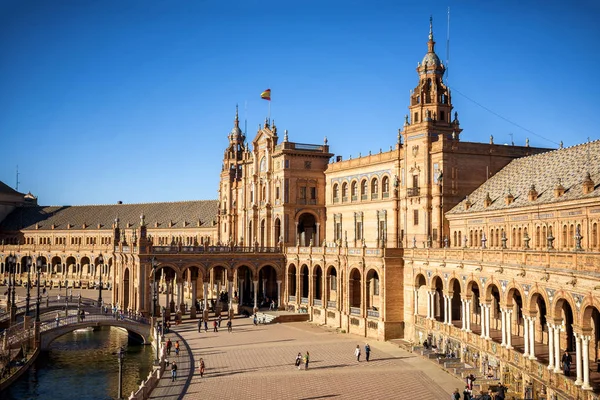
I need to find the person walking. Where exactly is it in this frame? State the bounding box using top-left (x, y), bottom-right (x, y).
top-left (204, 320), bottom-right (208, 332)
top-left (227, 319), bottom-right (232, 333)
top-left (213, 320), bottom-right (218, 332)
top-left (355, 345), bottom-right (361, 362)
top-left (295, 352), bottom-right (302, 370)
top-left (175, 340), bottom-right (180, 357)
top-left (463, 385), bottom-right (472, 400)
top-left (365, 343), bottom-right (371, 362)
top-left (55, 312), bottom-right (60, 327)
top-left (253, 313), bottom-right (258, 325)
top-left (198, 318), bottom-right (202, 333)
top-left (199, 358), bottom-right (205, 377)
top-left (166, 338), bottom-right (172, 356)
top-left (171, 361), bottom-right (178, 382)
top-left (217, 315), bottom-right (222, 327)
top-left (452, 388), bottom-right (460, 400)
top-left (304, 351), bottom-right (310, 370)
top-left (561, 350), bottom-right (572, 376)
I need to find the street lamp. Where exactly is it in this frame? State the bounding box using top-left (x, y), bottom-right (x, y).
top-left (6, 253), bottom-right (17, 323)
top-left (151, 256), bottom-right (158, 317)
top-left (116, 346), bottom-right (125, 399)
top-left (25, 256), bottom-right (32, 317)
top-left (97, 253), bottom-right (104, 307)
top-left (35, 257), bottom-right (44, 323)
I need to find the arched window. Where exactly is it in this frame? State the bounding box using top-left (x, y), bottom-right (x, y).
top-left (453, 231), bottom-right (457, 247)
top-left (469, 230), bottom-right (473, 247)
top-left (562, 225), bottom-right (568, 248)
top-left (333, 184), bottom-right (339, 203)
top-left (361, 180), bottom-right (368, 199)
top-left (342, 182), bottom-right (348, 201)
top-left (569, 224), bottom-right (575, 247)
top-left (536, 226), bottom-right (541, 248)
top-left (458, 231), bottom-right (462, 247)
top-left (351, 181), bottom-right (358, 200)
top-left (592, 223), bottom-right (598, 248)
top-left (382, 176), bottom-right (390, 197)
top-left (517, 227), bottom-right (522, 247)
top-left (512, 228), bottom-right (516, 248)
top-left (371, 178), bottom-right (379, 199)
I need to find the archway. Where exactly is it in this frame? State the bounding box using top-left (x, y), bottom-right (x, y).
top-left (258, 264), bottom-right (278, 306)
top-left (432, 276), bottom-right (444, 322)
top-left (349, 268), bottom-right (361, 310)
top-left (300, 264), bottom-right (309, 300)
top-left (123, 268), bottom-right (130, 310)
top-left (274, 217), bottom-right (281, 244)
top-left (236, 265), bottom-right (253, 306)
top-left (326, 266), bottom-right (337, 307)
top-left (450, 278), bottom-right (462, 325)
top-left (287, 264), bottom-right (297, 302)
top-left (313, 265), bottom-right (323, 301)
top-left (297, 213), bottom-right (316, 246)
top-left (366, 269), bottom-right (380, 311)
top-left (554, 298), bottom-right (575, 352)
top-left (415, 273), bottom-right (427, 316)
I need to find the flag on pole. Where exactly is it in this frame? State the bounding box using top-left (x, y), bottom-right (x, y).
top-left (260, 89), bottom-right (271, 101)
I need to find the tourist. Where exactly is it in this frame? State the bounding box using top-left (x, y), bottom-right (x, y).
top-left (227, 319), bottom-right (232, 333)
top-left (365, 343), bottom-right (371, 362)
top-left (452, 388), bottom-right (460, 400)
top-left (198, 318), bottom-right (202, 333)
top-left (270, 300), bottom-right (276, 310)
top-left (171, 361), bottom-right (177, 382)
top-left (199, 358), bottom-right (205, 377)
top-left (354, 344), bottom-right (361, 362)
top-left (55, 312), bottom-right (60, 327)
top-left (466, 373), bottom-right (475, 390)
top-left (204, 320), bottom-right (208, 332)
top-left (496, 382), bottom-right (507, 400)
top-left (213, 320), bottom-right (218, 332)
top-left (175, 340), bottom-right (180, 356)
top-left (561, 350), bottom-right (572, 376)
top-left (295, 352), bottom-right (302, 370)
top-left (253, 314), bottom-right (257, 325)
top-left (304, 351), bottom-right (310, 370)
top-left (166, 338), bottom-right (172, 355)
top-left (217, 315), bottom-right (222, 327)
top-left (463, 385), bottom-right (472, 400)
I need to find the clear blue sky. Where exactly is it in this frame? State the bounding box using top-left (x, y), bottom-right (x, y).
top-left (1, 0), bottom-right (599, 205)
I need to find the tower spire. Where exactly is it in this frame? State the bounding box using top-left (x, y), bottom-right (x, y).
top-left (234, 103), bottom-right (239, 128)
top-left (429, 15), bottom-right (433, 41)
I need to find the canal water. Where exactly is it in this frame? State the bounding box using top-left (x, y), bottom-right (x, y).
top-left (3, 326), bottom-right (155, 400)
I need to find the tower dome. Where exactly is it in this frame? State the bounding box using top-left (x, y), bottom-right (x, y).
top-left (419, 16), bottom-right (445, 75)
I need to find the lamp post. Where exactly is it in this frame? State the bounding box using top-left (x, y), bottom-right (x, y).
top-left (97, 254), bottom-right (104, 307)
top-left (117, 346), bottom-right (125, 399)
top-left (151, 256), bottom-right (158, 317)
top-left (7, 253), bottom-right (17, 323)
top-left (35, 258), bottom-right (43, 323)
top-left (25, 256), bottom-right (32, 317)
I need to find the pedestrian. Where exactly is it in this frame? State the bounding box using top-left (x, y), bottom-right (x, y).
top-left (496, 382), bottom-right (507, 400)
top-left (218, 315), bottom-right (222, 327)
top-left (355, 344), bottom-right (361, 362)
top-left (171, 361), bottom-right (177, 382)
top-left (204, 320), bottom-right (208, 332)
top-left (253, 314), bottom-right (258, 325)
top-left (562, 350), bottom-right (572, 376)
top-left (295, 352), bottom-right (302, 369)
top-left (365, 343), bottom-right (371, 362)
top-left (55, 312), bottom-right (60, 327)
top-left (227, 319), bottom-right (232, 333)
top-left (463, 385), bottom-right (472, 400)
top-left (466, 373), bottom-right (475, 390)
top-left (166, 338), bottom-right (172, 355)
top-left (304, 351), bottom-right (310, 370)
top-left (175, 340), bottom-right (180, 356)
top-left (452, 388), bottom-right (460, 400)
top-left (198, 318), bottom-right (202, 333)
top-left (213, 320), bottom-right (218, 332)
top-left (199, 358), bottom-right (205, 377)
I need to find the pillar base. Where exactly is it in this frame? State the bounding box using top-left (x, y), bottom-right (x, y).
top-left (574, 379), bottom-right (583, 386)
top-left (528, 355), bottom-right (537, 360)
top-left (553, 367), bottom-right (561, 374)
top-left (547, 364), bottom-right (554, 370)
top-left (505, 345), bottom-right (513, 350)
top-left (582, 384), bottom-right (593, 391)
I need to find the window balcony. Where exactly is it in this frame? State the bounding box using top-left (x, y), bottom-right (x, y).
top-left (350, 307), bottom-right (361, 316)
top-left (407, 187), bottom-right (420, 197)
top-left (300, 297), bottom-right (309, 304)
top-left (327, 300), bottom-right (336, 309)
top-left (288, 295), bottom-right (297, 302)
top-left (314, 299), bottom-right (322, 307)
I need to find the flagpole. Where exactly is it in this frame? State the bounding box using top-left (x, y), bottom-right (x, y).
top-left (268, 101), bottom-right (271, 121)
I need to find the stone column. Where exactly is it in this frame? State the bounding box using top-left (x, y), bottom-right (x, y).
top-left (528, 316), bottom-right (536, 359)
top-left (426, 291), bottom-right (432, 319)
top-left (414, 289), bottom-right (419, 316)
top-left (443, 295), bottom-right (449, 324)
top-left (447, 295), bottom-right (452, 325)
top-left (461, 300), bottom-right (466, 330)
top-left (547, 323), bottom-right (554, 369)
top-left (523, 317), bottom-right (530, 357)
top-left (582, 335), bottom-right (592, 390)
top-left (575, 333), bottom-right (583, 385)
top-left (485, 304), bottom-right (491, 339)
top-left (315, 222), bottom-right (320, 245)
top-left (203, 282), bottom-right (208, 310)
top-left (190, 279), bottom-right (197, 319)
top-left (276, 280), bottom-right (282, 310)
top-left (178, 280), bottom-right (184, 313)
top-left (466, 300), bottom-right (472, 332)
top-left (501, 309), bottom-right (506, 347)
top-left (239, 279), bottom-right (244, 306)
top-left (253, 280), bottom-right (259, 311)
top-left (228, 280), bottom-right (233, 310)
top-left (553, 325), bottom-right (562, 373)
top-left (506, 309), bottom-right (513, 349)
top-left (480, 303), bottom-right (486, 338)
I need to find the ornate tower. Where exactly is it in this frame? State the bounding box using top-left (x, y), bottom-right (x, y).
top-left (218, 105), bottom-right (247, 245)
top-left (401, 18), bottom-right (462, 247)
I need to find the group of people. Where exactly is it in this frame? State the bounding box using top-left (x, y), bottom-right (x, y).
top-left (354, 343), bottom-right (371, 362)
top-left (294, 352), bottom-right (310, 370)
top-left (456, 382), bottom-right (506, 400)
top-left (197, 315), bottom-right (233, 333)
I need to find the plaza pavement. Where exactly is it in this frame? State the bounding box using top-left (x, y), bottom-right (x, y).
top-left (149, 316), bottom-right (464, 400)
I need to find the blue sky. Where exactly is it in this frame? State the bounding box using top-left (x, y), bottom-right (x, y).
top-left (1, 0), bottom-right (599, 205)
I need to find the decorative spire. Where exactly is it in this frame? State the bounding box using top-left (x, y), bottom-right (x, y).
top-left (234, 104), bottom-right (239, 127)
top-left (284, 129), bottom-right (289, 142)
top-left (429, 15), bottom-right (433, 40)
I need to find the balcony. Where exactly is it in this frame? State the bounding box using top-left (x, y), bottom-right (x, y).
top-left (288, 295), bottom-right (296, 302)
top-left (350, 307), bottom-right (361, 316)
top-left (327, 300), bottom-right (336, 309)
top-left (367, 309), bottom-right (380, 318)
top-left (407, 187), bottom-right (420, 197)
top-left (300, 297), bottom-right (309, 304)
top-left (382, 192), bottom-right (389, 198)
top-left (314, 299), bottom-right (322, 307)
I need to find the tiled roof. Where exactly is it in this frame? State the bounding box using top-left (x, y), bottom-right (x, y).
top-left (0, 200), bottom-right (219, 231)
top-left (0, 181), bottom-right (24, 197)
top-left (448, 140), bottom-right (600, 214)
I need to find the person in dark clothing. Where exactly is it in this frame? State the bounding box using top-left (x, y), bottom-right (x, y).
top-left (171, 362), bottom-right (178, 382)
top-left (365, 343), bottom-right (371, 362)
top-left (496, 382), bottom-right (507, 400)
top-left (562, 351), bottom-right (572, 376)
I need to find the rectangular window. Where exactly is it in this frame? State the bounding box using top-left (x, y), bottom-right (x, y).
top-left (413, 210), bottom-right (419, 225)
top-left (299, 187), bottom-right (306, 199)
top-left (412, 175), bottom-right (419, 188)
top-left (330, 275), bottom-right (337, 290)
top-left (276, 186), bottom-right (280, 200)
top-left (310, 187), bottom-right (316, 200)
top-left (284, 160), bottom-right (290, 168)
top-left (373, 278), bottom-right (379, 295)
top-left (433, 228), bottom-right (438, 241)
top-left (356, 222), bottom-right (363, 240)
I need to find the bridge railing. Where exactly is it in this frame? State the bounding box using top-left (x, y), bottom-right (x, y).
top-left (0, 297), bottom-right (101, 323)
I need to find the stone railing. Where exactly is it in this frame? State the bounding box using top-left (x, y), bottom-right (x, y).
top-left (350, 307), bottom-right (361, 316)
top-left (327, 300), bottom-right (336, 309)
top-left (288, 295), bottom-right (296, 303)
top-left (129, 337), bottom-right (166, 400)
top-left (300, 297), bottom-right (309, 304)
top-left (313, 299), bottom-right (322, 307)
top-left (367, 309), bottom-right (379, 318)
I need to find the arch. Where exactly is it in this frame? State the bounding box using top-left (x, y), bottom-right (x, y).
top-left (360, 179), bottom-right (368, 199)
top-left (349, 268), bottom-right (362, 309)
top-left (236, 265), bottom-right (254, 306)
top-left (257, 264), bottom-right (278, 306)
top-left (287, 264), bottom-right (297, 301)
top-left (300, 264), bottom-right (309, 299)
top-left (553, 296), bottom-right (576, 352)
top-left (80, 256), bottom-right (91, 277)
top-left (382, 175), bottom-right (390, 197)
top-left (274, 217), bottom-right (282, 244)
top-left (370, 177), bottom-right (379, 199)
top-left (123, 268), bottom-right (130, 310)
top-left (332, 183), bottom-right (339, 202)
top-left (350, 180), bottom-right (358, 201)
top-left (313, 265), bottom-right (323, 301)
top-left (297, 212), bottom-right (317, 246)
top-left (365, 268), bottom-right (380, 311)
top-left (326, 265), bottom-right (338, 306)
top-left (432, 275), bottom-right (444, 322)
top-left (341, 182), bottom-right (348, 201)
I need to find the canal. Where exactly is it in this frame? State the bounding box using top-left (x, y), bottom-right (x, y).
top-left (3, 326), bottom-right (155, 399)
